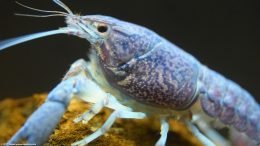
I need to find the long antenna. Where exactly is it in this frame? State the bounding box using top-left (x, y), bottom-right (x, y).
top-left (0, 28), bottom-right (71, 51)
top-left (0, 0), bottom-right (77, 51)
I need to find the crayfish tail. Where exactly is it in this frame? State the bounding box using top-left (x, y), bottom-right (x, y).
top-left (199, 66), bottom-right (260, 143)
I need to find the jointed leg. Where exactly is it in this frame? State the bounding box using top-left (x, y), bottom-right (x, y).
top-left (186, 122), bottom-right (216, 146)
top-left (73, 98), bottom-right (107, 124)
top-left (65, 59), bottom-right (132, 111)
top-left (72, 110), bottom-right (146, 146)
top-left (62, 59), bottom-right (134, 128)
top-left (192, 115), bottom-right (230, 146)
top-left (155, 118), bottom-right (169, 146)
top-left (74, 93), bottom-right (133, 124)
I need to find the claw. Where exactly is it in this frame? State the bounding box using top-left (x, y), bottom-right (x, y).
top-left (73, 97), bottom-right (107, 124)
top-left (7, 101), bottom-right (66, 145)
top-left (7, 75), bottom-right (83, 145)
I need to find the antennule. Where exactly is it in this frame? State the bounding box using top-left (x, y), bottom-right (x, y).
top-left (53, 0), bottom-right (73, 15)
top-left (15, 1), bottom-right (68, 15)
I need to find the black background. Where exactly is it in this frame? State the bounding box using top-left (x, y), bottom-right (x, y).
top-left (0, 0), bottom-right (259, 103)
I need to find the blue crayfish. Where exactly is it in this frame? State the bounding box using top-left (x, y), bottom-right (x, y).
top-left (1, 1), bottom-right (259, 145)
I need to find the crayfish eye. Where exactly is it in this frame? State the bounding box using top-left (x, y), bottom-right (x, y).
top-left (97, 24), bottom-right (108, 33)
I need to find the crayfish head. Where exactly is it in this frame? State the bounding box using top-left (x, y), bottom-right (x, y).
top-left (67, 15), bottom-right (156, 68)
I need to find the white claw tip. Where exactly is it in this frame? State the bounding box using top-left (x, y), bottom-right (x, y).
top-left (82, 120), bottom-right (89, 124)
top-left (73, 117), bottom-right (81, 123)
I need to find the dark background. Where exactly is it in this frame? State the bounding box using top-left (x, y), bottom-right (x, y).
top-left (0, 0), bottom-right (259, 103)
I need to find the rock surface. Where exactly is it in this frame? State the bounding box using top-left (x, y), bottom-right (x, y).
top-left (0, 94), bottom-right (202, 146)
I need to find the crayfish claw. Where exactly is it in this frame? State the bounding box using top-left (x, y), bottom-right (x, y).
top-left (7, 101), bottom-right (66, 145)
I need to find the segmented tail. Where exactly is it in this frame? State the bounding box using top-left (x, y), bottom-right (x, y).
top-left (199, 66), bottom-right (260, 143)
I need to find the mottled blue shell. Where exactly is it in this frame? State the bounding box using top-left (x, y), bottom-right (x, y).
top-left (86, 15), bottom-right (201, 110)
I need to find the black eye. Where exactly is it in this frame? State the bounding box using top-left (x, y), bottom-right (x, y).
top-left (97, 25), bottom-right (108, 33)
